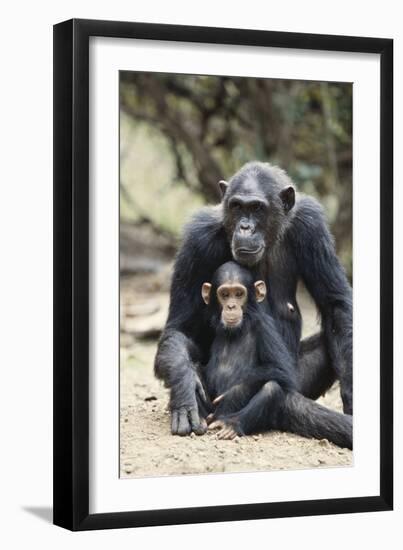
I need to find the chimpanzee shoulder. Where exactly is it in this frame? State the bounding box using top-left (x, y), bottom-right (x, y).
top-left (286, 193), bottom-right (334, 248)
top-left (178, 205), bottom-right (231, 267)
top-left (291, 194), bottom-right (328, 238)
top-left (183, 205), bottom-right (224, 244)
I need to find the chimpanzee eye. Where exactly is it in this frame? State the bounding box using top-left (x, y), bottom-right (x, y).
top-left (235, 290), bottom-right (244, 298)
top-left (230, 201), bottom-right (242, 210)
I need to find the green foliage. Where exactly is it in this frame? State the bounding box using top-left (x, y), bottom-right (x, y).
top-left (120, 115), bottom-right (203, 235)
top-left (120, 73), bottom-right (352, 275)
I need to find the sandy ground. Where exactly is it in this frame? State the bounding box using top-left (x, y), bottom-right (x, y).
top-left (120, 274), bottom-right (352, 478)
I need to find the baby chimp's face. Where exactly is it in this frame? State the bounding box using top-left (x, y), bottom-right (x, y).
top-left (216, 283), bottom-right (247, 328)
top-left (201, 264), bottom-right (267, 330)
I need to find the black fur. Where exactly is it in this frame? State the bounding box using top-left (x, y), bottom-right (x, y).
top-left (204, 262), bottom-right (296, 396)
top-left (201, 262), bottom-right (352, 449)
top-left (155, 161), bottom-right (353, 444)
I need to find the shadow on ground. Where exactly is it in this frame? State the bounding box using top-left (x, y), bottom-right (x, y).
top-left (22, 506), bottom-right (53, 524)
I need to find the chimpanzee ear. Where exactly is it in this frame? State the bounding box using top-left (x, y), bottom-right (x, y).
top-left (218, 180), bottom-right (229, 198)
top-left (254, 281), bottom-right (267, 303)
top-left (279, 186), bottom-right (295, 213)
top-left (201, 283), bottom-right (212, 305)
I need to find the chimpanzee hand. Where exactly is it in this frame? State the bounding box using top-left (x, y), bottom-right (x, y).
top-left (170, 372), bottom-right (208, 436)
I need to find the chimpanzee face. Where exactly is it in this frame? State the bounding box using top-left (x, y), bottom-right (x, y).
top-left (226, 181), bottom-right (269, 267)
top-left (216, 283), bottom-right (247, 327)
top-left (201, 266), bottom-right (266, 329)
top-left (220, 164), bottom-right (295, 267)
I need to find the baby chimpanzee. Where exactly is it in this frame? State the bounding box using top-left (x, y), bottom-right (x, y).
top-left (201, 261), bottom-right (296, 439)
top-left (201, 261), bottom-right (352, 448)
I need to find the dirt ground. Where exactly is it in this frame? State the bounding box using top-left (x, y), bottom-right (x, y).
top-left (120, 272), bottom-right (352, 478)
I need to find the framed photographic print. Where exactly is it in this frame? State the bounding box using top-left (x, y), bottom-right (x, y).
top-left (53, 19), bottom-right (393, 530)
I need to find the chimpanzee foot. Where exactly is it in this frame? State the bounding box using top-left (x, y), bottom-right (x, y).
top-left (208, 416), bottom-right (244, 440)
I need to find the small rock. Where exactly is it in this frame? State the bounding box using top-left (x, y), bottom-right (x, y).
top-left (319, 439), bottom-right (331, 448)
top-left (190, 432), bottom-right (196, 439)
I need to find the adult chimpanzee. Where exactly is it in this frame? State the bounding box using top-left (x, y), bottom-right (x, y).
top-left (154, 161), bottom-right (352, 440)
top-left (199, 261), bottom-right (352, 448)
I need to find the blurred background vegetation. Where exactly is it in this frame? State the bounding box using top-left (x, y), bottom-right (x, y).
top-left (120, 72), bottom-right (352, 279)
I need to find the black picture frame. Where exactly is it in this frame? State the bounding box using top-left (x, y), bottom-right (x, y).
top-left (53, 18), bottom-right (393, 531)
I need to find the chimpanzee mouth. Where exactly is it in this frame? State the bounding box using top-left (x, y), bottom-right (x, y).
top-left (235, 246), bottom-right (263, 255)
top-left (232, 242), bottom-right (265, 266)
top-left (223, 317), bottom-right (241, 329)
top-left (234, 244), bottom-right (264, 262)
top-left (225, 317), bottom-right (240, 325)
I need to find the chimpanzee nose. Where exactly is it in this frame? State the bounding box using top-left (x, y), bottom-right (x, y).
top-left (227, 304), bottom-right (235, 310)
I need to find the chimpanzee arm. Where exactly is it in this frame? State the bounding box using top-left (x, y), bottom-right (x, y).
top-left (256, 315), bottom-right (298, 392)
top-left (290, 197), bottom-right (353, 414)
top-left (154, 207), bottom-right (231, 435)
top-left (155, 329), bottom-right (208, 435)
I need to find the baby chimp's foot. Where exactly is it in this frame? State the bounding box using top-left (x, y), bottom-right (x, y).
top-left (208, 415), bottom-right (244, 440)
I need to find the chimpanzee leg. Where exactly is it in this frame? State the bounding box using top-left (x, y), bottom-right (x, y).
top-left (282, 392), bottom-right (352, 449)
top-left (299, 330), bottom-right (353, 415)
top-left (297, 333), bottom-right (337, 400)
top-left (209, 381), bottom-right (285, 439)
top-left (211, 382), bottom-right (352, 449)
